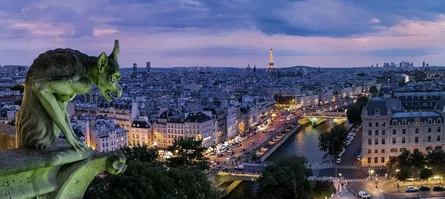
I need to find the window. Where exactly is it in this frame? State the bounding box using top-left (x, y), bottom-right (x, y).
top-left (369, 122), bottom-right (372, 127)
top-left (390, 148), bottom-right (398, 153)
top-left (382, 138), bottom-right (386, 145)
top-left (415, 137), bottom-right (419, 143)
top-left (428, 136), bottom-right (431, 142)
top-left (368, 139), bottom-right (372, 145)
top-left (402, 129), bottom-right (406, 134)
top-left (368, 149), bottom-right (371, 154)
top-left (402, 138), bottom-right (406, 144)
top-left (375, 130), bottom-right (379, 136)
top-left (375, 149), bottom-right (378, 154)
top-left (426, 146), bottom-right (433, 151)
top-left (393, 129), bottom-right (396, 135)
top-left (438, 135), bottom-right (441, 142)
top-left (381, 157), bottom-right (385, 163)
top-left (402, 121), bottom-right (406, 125)
top-left (374, 157), bottom-right (378, 163)
top-left (392, 138), bottom-right (396, 144)
top-left (415, 128), bottom-right (419, 134)
top-left (367, 157), bottom-right (371, 164)
top-left (375, 139), bottom-right (378, 145)
top-left (376, 122), bottom-right (379, 127)
top-left (428, 128), bottom-right (432, 133)
top-left (383, 122), bottom-right (386, 127)
top-left (381, 149), bottom-right (385, 153)
top-left (436, 146), bottom-right (443, 150)
top-left (368, 130), bottom-right (372, 136)
top-left (438, 127), bottom-right (441, 132)
top-left (382, 130), bottom-right (386, 135)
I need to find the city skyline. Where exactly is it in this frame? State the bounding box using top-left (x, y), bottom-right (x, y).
top-left (0, 0), bottom-right (444, 68)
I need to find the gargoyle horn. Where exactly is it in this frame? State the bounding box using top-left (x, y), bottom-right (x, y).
top-left (110, 40), bottom-right (120, 61)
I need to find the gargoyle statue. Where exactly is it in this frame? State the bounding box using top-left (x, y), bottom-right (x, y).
top-left (16, 40), bottom-right (123, 152)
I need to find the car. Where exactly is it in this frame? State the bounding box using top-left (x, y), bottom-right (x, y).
top-left (250, 142), bottom-right (255, 146)
top-left (357, 154), bottom-right (362, 161)
top-left (336, 158), bottom-right (341, 164)
top-left (217, 153), bottom-right (223, 157)
top-left (240, 148), bottom-right (246, 152)
top-left (406, 186), bottom-right (419, 192)
top-left (234, 165), bottom-right (244, 170)
top-left (433, 186), bottom-right (445, 191)
top-left (358, 191), bottom-right (371, 198)
top-left (238, 143), bottom-right (242, 147)
top-left (419, 186), bottom-right (430, 191)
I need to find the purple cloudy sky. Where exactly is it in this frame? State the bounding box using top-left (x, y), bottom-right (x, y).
top-left (0, 0), bottom-right (444, 68)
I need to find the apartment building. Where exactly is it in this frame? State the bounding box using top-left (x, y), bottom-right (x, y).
top-left (129, 116), bottom-right (153, 146)
top-left (361, 97), bottom-right (445, 168)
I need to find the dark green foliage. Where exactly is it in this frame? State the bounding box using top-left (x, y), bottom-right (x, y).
top-left (85, 162), bottom-right (217, 199)
top-left (346, 96), bottom-right (368, 125)
top-left (369, 85), bottom-right (378, 97)
top-left (386, 149), bottom-right (445, 180)
top-left (257, 156), bottom-right (312, 199)
top-left (318, 125), bottom-right (348, 158)
top-left (85, 144), bottom-right (216, 199)
top-left (167, 137), bottom-right (209, 170)
top-left (312, 180), bottom-right (336, 199)
top-left (357, 72), bottom-right (366, 77)
top-left (396, 168), bottom-right (410, 181)
top-left (10, 84), bottom-right (24, 93)
top-left (426, 149), bottom-right (445, 174)
top-left (122, 145), bottom-right (158, 163)
top-left (419, 168), bottom-right (433, 180)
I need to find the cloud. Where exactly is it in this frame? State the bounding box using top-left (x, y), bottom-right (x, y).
top-left (0, 0), bottom-right (444, 67)
top-left (371, 18), bottom-right (381, 24)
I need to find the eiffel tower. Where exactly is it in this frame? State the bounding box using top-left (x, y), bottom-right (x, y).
top-left (267, 48), bottom-right (275, 72)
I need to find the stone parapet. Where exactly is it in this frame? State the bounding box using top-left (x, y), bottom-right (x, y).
top-left (0, 142), bottom-right (126, 199)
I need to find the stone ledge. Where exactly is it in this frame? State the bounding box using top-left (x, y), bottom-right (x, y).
top-left (0, 141), bottom-right (125, 199)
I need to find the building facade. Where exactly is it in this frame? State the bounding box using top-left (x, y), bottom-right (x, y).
top-left (129, 116), bottom-right (153, 146)
top-left (361, 97), bottom-right (445, 168)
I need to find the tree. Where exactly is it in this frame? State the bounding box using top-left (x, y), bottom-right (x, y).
top-left (396, 168), bottom-right (410, 181)
top-left (386, 156), bottom-right (399, 177)
top-left (10, 84), bottom-right (24, 93)
top-left (426, 149), bottom-right (445, 174)
top-left (357, 72), bottom-right (366, 77)
top-left (346, 104), bottom-right (362, 125)
top-left (356, 96), bottom-right (368, 105)
top-left (398, 80), bottom-right (406, 87)
top-left (85, 162), bottom-right (217, 199)
top-left (369, 85), bottom-right (378, 97)
top-left (410, 149), bottom-right (425, 170)
top-left (257, 165), bottom-right (298, 199)
top-left (122, 145), bottom-right (158, 163)
top-left (167, 137), bottom-right (209, 170)
top-left (419, 168), bottom-right (433, 180)
top-left (398, 150), bottom-right (411, 167)
top-left (257, 156), bottom-right (312, 199)
top-left (318, 125), bottom-right (348, 158)
top-left (312, 180), bottom-right (336, 199)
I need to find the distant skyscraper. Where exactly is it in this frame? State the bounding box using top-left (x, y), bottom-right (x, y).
top-left (247, 64), bottom-right (251, 70)
top-left (253, 65), bottom-right (256, 72)
top-left (376, 63), bottom-right (378, 67)
top-left (423, 62), bottom-right (425, 67)
top-left (267, 49), bottom-right (275, 72)
top-left (146, 62), bottom-right (151, 73)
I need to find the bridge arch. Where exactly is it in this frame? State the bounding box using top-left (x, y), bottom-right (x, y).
top-left (298, 117), bottom-right (320, 126)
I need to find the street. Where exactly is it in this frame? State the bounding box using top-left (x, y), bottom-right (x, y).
top-left (208, 114), bottom-right (291, 168)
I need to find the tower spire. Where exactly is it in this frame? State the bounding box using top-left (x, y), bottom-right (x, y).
top-left (267, 48), bottom-right (275, 72)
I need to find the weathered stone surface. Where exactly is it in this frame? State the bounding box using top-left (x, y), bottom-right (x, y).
top-left (0, 142), bottom-right (125, 199)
